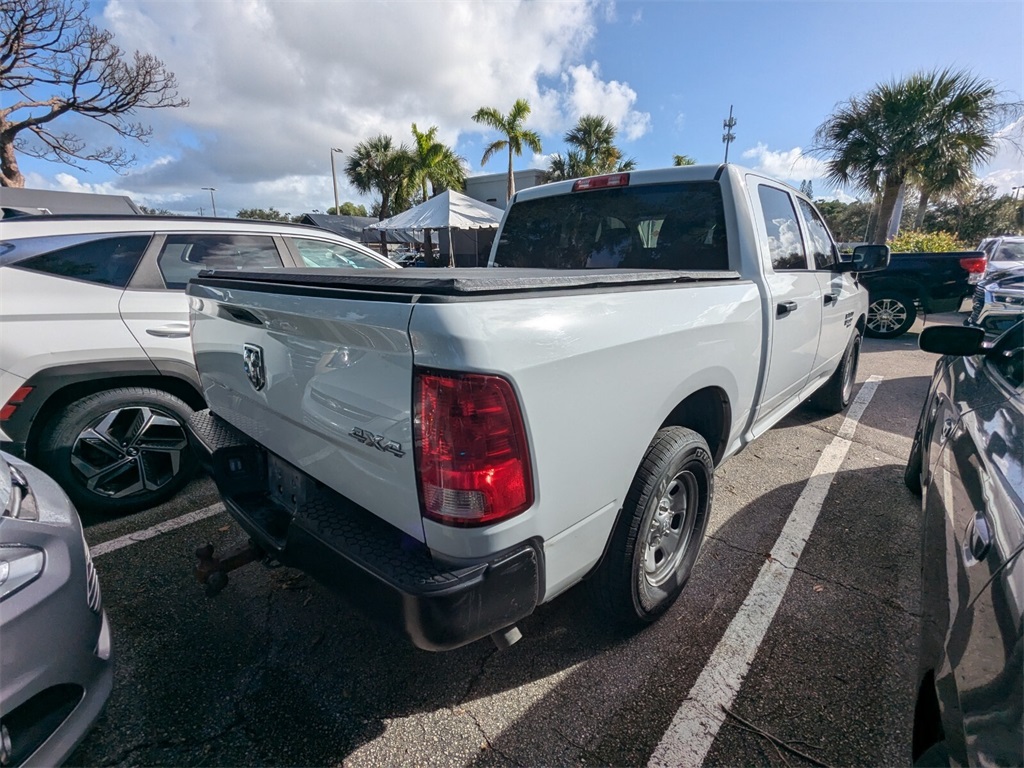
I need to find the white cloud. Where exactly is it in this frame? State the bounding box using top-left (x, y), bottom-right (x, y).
top-left (90, 0), bottom-right (623, 213)
top-left (741, 143), bottom-right (828, 185)
top-left (560, 62), bottom-right (651, 141)
top-left (979, 116), bottom-right (1024, 194)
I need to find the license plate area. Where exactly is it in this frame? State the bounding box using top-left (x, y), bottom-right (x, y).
top-left (267, 452), bottom-right (309, 515)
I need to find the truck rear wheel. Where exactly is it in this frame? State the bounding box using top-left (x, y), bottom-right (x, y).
top-left (866, 292), bottom-right (917, 338)
top-left (591, 427), bottom-right (713, 624)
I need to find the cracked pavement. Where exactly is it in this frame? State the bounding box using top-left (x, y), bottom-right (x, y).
top-left (69, 320), bottom-right (953, 767)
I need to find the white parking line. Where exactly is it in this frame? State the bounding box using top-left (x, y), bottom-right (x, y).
top-left (90, 502), bottom-right (225, 558)
top-left (648, 375), bottom-right (883, 768)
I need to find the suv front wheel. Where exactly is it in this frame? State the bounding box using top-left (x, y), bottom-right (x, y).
top-left (38, 387), bottom-right (198, 515)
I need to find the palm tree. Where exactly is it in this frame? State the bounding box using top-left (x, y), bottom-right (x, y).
top-left (814, 68), bottom-right (1014, 243)
top-left (472, 98), bottom-right (542, 202)
top-left (410, 123), bottom-right (467, 265)
top-left (673, 154), bottom-right (697, 166)
top-left (547, 114), bottom-right (635, 181)
top-left (910, 71), bottom-right (1004, 228)
top-left (345, 134), bottom-right (415, 252)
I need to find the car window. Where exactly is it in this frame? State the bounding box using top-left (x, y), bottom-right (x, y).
top-left (157, 234), bottom-right (282, 289)
top-left (990, 324), bottom-right (1024, 388)
top-left (9, 235), bottom-right (150, 287)
top-left (757, 186), bottom-right (808, 271)
top-left (796, 199), bottom-right (839, 270)
top-left (495, 181), bottom-right (728, 270)
top-left (995, 241), bottom-right (1024, 262)
top-left (288, 237), bottom-right (385, 269)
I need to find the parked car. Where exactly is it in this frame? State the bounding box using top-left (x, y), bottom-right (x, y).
top-left (965, 265), bottom-right (1024, 336)
top-left (1, 450), bottom-right (113, 767)
top-left (903, 320), bottom-right (1023, 766)
top-left (184, 164), bottom-right (888, 651)
top-left (857, 250), bottom-right (987, 338)
top-left (977, 235), bottom-right (1024, 274)
top-left (0, 215), bottom-right (399, 515)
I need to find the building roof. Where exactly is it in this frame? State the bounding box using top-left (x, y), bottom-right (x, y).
top-left (0, 187), bottom-right (142, 217)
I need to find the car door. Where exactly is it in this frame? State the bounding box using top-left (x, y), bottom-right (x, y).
top-left (748, 180), bottom-right (823, 421)
top-left (119, 232), bottom-right (286, 369)
top-left (921, 331), bottom-right (1024, 765)
top-left (795, 197), bottom-right (859, 380)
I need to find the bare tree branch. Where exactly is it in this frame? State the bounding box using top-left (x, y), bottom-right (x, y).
top-left (0, 0), bottom-right (188, 186)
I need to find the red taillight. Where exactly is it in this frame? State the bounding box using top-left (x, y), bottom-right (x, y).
top-left (960, 256), bottom-right (987, 274)
top-left (572, 173), bottom-right (630, 192)
top-left (414, 370), bottom-right (533, 527)
top-left (1, 386), bottom-right (33, 421)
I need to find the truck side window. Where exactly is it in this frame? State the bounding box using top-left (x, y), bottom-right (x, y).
top-left (796, 199), bottom-right (839, 270)
top-left (757, 186), bottom-right (808, 271)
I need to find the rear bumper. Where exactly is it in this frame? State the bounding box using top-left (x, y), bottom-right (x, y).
top-left (187, 409), bottom-right (541, 651)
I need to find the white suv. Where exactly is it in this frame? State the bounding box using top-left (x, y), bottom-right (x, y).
top-left (0, 215), bottom-right (398, 515)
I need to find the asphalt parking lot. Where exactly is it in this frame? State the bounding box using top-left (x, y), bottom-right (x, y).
top-left (70, 312), bottom-right (965, 768)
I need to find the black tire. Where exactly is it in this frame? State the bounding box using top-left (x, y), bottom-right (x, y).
top-left (812, 331), bottom-right (861, 413)
top-left (591, 426), bottom-right (713, 624)
top-left (37, 387), bottom-right (198, 515)
top-left (866, 292), bottom-right (917, 339)
top-left (904, 427), bottom-right (924, 496)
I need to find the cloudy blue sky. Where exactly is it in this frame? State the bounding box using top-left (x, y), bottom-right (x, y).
top-left (16, 0), bottom-right (1024, 216)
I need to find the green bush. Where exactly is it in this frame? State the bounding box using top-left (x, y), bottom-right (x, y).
top-left (887, 229), bottom-right (968, 253)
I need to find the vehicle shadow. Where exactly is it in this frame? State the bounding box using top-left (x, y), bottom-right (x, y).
top-left (70, 464), bottom-right (920, 767)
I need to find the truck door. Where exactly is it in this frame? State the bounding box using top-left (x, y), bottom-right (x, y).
top-left (749, 181), bottom-right (823, 419)
top-left (795, 198), bottom-right (857, 379)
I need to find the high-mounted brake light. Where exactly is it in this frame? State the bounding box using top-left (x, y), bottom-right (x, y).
top-left (0, 387), bottom-right (33, 421)
top-left (572, 173), bottom-right (630, 192)
top-left (959, 256), bottom-right (987, 274)
top-left (414, 370), bottom-right (533, 527)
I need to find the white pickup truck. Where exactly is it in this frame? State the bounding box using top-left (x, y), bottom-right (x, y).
top-left (185, 164), bottom-right (888, 651)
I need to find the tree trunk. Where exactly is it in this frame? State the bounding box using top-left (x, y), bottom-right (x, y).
top-left (506, 148), bottom-right (515, 203)
top-left (872, 179), bottom-right (903, 244)
top-left (0, 137), bottom-right (25, 187)
top-left (914, 188), bottom-right (931, 230)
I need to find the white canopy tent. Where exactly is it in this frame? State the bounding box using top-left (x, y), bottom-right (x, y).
top-left (369, 189), bottom-right (505, 266)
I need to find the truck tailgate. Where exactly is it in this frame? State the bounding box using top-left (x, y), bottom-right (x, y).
top-left (187, 280), bottom-right (423, 541)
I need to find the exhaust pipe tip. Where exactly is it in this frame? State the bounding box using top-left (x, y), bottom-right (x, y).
top-left (490, 625), bottom-right (522, 650)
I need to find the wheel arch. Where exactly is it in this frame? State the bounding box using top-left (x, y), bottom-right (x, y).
top-left (12, 364), bottom-right (204, 459)
top-left (866, 278), bottom-right (922, 304)
top-left (659, 386), bottom-right (731, 465)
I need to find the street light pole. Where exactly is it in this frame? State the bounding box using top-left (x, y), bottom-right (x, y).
top-left (330, 148), bottom-right (344, 215)
top-left (201, 187), bottom-right (217, 217)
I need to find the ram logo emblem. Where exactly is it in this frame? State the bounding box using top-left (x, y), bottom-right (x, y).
top-left (242, 343), bottom-right (266, 391)
top-left (349, 427), bottom-right (405, 458)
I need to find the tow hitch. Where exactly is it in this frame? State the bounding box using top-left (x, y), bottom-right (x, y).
top-left (194, 541), bottom-right (266, 597)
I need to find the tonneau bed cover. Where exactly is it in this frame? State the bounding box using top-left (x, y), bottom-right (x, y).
top-left (191, 267), bottom-right (742, 298)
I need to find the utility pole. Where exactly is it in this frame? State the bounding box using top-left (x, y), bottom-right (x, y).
top-left (201, 187), bottom-right (217, 217)
top-left (330, 147), bottom-right (344, 215)
top-left (722, 105), bottom-right (737, 164)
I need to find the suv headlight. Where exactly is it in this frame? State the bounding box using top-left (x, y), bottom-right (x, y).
top-left (0, 545), bottom-right (44, 600)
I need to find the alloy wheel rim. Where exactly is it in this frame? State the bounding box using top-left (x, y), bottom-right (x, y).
top-left (868, 299), bottom-right (907, 333)
top-left (643, 469), bottom-right (698, 587)
top-left (70, 406), bottom-right (188, 499)
top-left (842, 343), bottom-right (859, 403)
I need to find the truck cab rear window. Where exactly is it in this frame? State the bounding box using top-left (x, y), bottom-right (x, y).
top-left (495, 181), bottom-right (728, 271)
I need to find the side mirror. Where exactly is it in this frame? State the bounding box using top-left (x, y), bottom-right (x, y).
top-left (840, 244), bottom-right (890, 273)
top-left (919, 325), bottom-right (985, 356)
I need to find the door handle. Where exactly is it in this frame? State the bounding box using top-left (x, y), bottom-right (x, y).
top-left (776, 300), bottom-right (798, 318)
top-left (146, 324), bottom-right (191, 339)
top-left (823, 293), bottom-right (837, 305)
top-left (967, 510), bottom-right (992, 561)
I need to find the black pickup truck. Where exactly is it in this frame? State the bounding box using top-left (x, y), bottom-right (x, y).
top-left (858, 250), bottom-right (987, 338)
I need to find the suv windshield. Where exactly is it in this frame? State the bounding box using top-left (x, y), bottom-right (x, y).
top-left (494, 181), bottom-right (728, 271)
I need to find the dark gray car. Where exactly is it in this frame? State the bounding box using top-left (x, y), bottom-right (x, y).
top-left (904, 320), bottom-right (1023, 766)
top-left (0, 450), bottom-right (113, 766)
